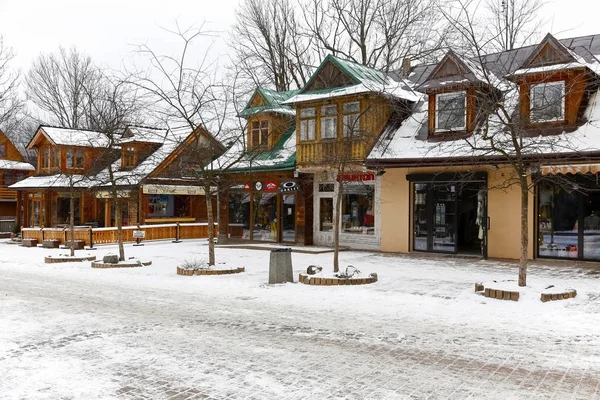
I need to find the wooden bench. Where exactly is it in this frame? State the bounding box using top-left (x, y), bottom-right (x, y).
top-left (22, 238), bottom-right (39, 247)
top-left (42, 239), bottom-right (60, 248)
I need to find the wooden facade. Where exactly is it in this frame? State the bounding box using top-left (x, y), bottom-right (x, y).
top-left (0, 129), bottom-right (34, 225)
top-left (295, 94), bottom-right (391, 166)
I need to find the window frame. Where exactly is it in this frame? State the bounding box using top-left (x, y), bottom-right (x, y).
top-left (530, 81), bottom-right (565, 123)
top-left (66, 148), bottom-right (85, 169)
top-left (435, 91), bottom-right (467, 133)
top-left (320, 104), bottom-right (338, 140)
top-left (342, 101), bottom-right (361, 138)
top-left (299, 107), bottom-right (316, 141)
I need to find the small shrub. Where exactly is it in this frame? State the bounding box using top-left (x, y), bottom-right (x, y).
top-left (12, 223), bottom-right (20, 235)
top-left (181, 257), bottom-right (209, 271)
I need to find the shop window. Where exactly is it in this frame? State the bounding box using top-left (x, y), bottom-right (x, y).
top-left (56, 195), bottom-right (81, 225)
top-left (530, 81), bottom-right (565, 122)
top-left (148, 194), bottom-right (173, 217)
top-left (66, 148), bottom-right (84, 169)
top-left (321, 105), bottom-right (337, 139)
top-left (342, 102), bottom-right (360, 137)
top-left (0, 144), bottom-right (5, 158)
top-left (435, 92), bottom-right (466, 132)
top-left (538, 184), bottom-right (578, 259)
top-left (253, 193), bottom-right (277, 241)
top-left (228, 193), bottom-right (250, 239)
top-left (300, 108), bottom-right (316, 141)
top-left (319, 197), bottom-right (333, 232)
top-left (341, 183), bottom-right (375, 235)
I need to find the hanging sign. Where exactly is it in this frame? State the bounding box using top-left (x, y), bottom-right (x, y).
top-left (279, 181), bottom-right (299, 192)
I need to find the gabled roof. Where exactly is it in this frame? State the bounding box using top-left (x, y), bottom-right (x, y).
top-left (283, 54), bottom-right (419, 104)
top-left (121, 126), bottom-right (168, 144)
top-left (26, 125), bottom-right (113, 149)
top-left (238, 88), bottom-right (300, 118)
top-left (419, 49), bottom-right (502, 91)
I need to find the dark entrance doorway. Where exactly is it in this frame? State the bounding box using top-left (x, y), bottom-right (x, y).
top-left (413, 179), bottom-right (486, 256)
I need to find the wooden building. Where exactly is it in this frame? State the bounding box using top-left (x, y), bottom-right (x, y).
top-left (0, 129), bottom-right (35, 227)
top-left (11, 125), bottom-right (224, 228)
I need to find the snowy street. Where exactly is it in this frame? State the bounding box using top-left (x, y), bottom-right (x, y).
top-left (1, 240), bottom-right (600, 399)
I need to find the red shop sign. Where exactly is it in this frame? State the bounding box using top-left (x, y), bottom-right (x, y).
top-left (337, 173), bottom-right (375, 182)
top-left (243, 183), bottom-right (251, 190)
top-left (264, 181), bottom-right (278, 192)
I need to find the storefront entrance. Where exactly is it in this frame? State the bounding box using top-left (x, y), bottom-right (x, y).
top-left (412, 175), bottom-right (487, 256)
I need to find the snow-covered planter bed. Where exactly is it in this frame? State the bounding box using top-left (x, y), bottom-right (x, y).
top-left (176, 258), bottom-right (245, 276)
top-left (475, 280), bottom-right (577, 302)
top-left (91, 255), bottom-right (152, 269)
top-left (299, 265), bottom-right (378, 286)
top-left (45, 254), bottom-right (96, 263)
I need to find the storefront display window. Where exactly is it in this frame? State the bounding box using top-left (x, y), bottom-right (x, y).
top-left (56, 194), bottom-right (81, 225)
top-left (341, 183), bottom-right (374, 235)
top-left (538, 179), bottom-right (600, 260)
top-left (282, 194), bottom-right (296, 242)
top-left (253, 193), bottom-right (277, 241)
top-left (228, 193), bottom-right (250, 239)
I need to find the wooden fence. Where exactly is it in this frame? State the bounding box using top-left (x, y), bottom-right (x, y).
top-left (21, 223), bottom-right (218, 246)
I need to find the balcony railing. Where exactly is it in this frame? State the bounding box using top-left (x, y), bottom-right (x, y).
top-left (297, 140), bottom-right (367, 165)
top-left (0, 187), bottom-right (17, 200)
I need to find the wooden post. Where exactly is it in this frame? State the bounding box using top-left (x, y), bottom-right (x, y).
top-left (87, 226), bottom-right (96, 250)
top-left (172, 222), bottom-right (182, 243)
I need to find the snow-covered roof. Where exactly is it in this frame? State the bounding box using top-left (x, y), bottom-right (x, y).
top-left (283, 54), bottom-right (419, 105)
top-left (9, 174), bottom-right (90, 189)
top-left (368, 89), bottom-right (600, 164)
top-left (121, 126), bottom-right (168, 144)
top-left (33, 126), bottom-right (113, 148)
top-left (0, 159), bottom-right (35, 171)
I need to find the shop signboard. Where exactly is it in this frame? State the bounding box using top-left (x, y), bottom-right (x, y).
top-left (337, 173), bottom-right (375, 182)
top-left (279, 181), bottom-right (299, 192)
top-left (264, 181), bottom-right (278, 192)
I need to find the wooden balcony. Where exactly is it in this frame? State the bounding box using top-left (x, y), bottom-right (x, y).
top-left (297, 140), bottom-right (367, 165)
top-left (0, 187), bottom-right (17, 200)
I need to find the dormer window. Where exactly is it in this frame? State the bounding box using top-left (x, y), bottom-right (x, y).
top-left (251, 120), bottom-right (269, 148)
top-left (530, 81), bottom-right (565, 122)
top-left (66, 148), bottom-right (84, 169)
top-left (321, 105), bottom-right (338, 139)
top-left (41, 148), bottom-right (58, 170)
top-left (123, 146), bottom-right (136, 168)
top-left (435, 92), bottom-right (466, 132)
top-left (300, 108), bottom-right (316, 141)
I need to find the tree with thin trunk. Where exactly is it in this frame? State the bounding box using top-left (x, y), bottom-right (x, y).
top-left (430, 0), bottom-right (587, 286)
top-left (483, 0), bottom-right (546, 52)
top-left (0, 35), bottom-right (23, 132)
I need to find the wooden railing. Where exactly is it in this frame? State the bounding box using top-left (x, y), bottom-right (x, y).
top-left (0, 187), bottom-right (17, 200)
top-left (296, 140), bottom-right (366, 165)
top-left (22, 222), bottom-right (218, 246)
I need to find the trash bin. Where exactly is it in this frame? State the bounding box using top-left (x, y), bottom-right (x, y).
top-left (269, 248), bottom-right (294, 284)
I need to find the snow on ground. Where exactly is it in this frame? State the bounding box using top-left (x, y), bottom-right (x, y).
top-left (1, 240), bottom-right (600, 399)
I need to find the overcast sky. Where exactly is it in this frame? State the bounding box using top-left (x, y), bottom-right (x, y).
top-left (0, 0), bottom-right (599, 73)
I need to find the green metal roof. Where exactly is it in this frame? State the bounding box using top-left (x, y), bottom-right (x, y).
top-left (227, 124), bottom-right (296, 173)
top-left (238, 88), bottom-right (300, 118)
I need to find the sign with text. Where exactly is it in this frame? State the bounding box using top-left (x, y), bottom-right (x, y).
top-left (264, 181), bottom-right (278, 192)
top-left (337, 173), bottom-right (375, 182)
top-left (133, 230), bottom-right (145, 239)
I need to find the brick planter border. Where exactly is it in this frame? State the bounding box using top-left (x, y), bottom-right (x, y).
top-left (541, 290), bottom-right (577, 302)
top-left (91, 260), bottom-right (152, 268)
top-left (45, 255), bottom-right (97, 264)
top-left (482, 287), bottom-right (520, 302)
top-left (298, 273), bottom-right (377, 286)
top-left (176, 266), bottom-right (245, 276)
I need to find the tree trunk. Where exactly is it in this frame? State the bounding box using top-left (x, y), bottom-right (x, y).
top-left (205, 180), bottom-right (215, 266)
top-left (519, 179), bottom-right (529, 286)
top-left (116, 199), bottom-right (125, 261)
top-left (333, 180), bottom-right (343, 273)
top-left (69, 191), bottom-right (75, 257)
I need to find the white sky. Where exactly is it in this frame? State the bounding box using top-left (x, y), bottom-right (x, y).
top-left (0, 0), bottom-right (599, 73)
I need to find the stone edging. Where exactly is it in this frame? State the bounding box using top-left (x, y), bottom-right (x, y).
top-left (91, 260), bottom-right (152, 268)
top-left (176, 266), bottom-right (245, 276)
top-left (541, 290), bottom-right (577, 302)
top-left (45, 255), bottom-right (96, 264)
top-left (298, 273), bottom-right (377, 286)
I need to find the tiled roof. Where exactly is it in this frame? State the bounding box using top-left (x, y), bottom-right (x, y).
top-left (238, 88), bottom-right (300, 118)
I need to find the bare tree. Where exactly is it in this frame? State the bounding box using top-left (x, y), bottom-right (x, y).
top-left (128, 24), bottom-right (243, 267)
top-left (231, 0), bottom-right (314, 91)
top-left (303, 0), bottom-right (450, 70)
top-left (25, 47), bottom-right (101, 129)
top-left (483, 0), bottom-right (546, 51)
top-left (0, 36), bottom-right (23, 131)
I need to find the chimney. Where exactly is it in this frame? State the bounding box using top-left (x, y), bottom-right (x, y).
top-left (401, 58), bottom-right (411, 77)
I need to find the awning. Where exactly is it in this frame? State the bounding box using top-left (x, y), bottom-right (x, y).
top-left (541, 164), bottom-right (600, 175)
